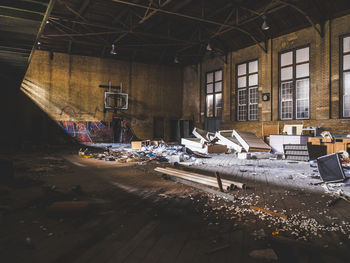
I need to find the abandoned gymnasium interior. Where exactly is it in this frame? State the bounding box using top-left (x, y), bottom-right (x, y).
top-left (2, 0), bottom-right (350, 262)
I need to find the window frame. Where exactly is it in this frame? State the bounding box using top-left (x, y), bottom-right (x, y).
top-left (236, 59), bottom-right (259, 121)
top-left (205, 69), bottom-right (223, 118)
top-left (278, 44), bottom-right (311, 120)
top-left (340, 33), bottom-right (350, 119)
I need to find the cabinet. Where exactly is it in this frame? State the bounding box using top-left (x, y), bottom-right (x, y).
top-left (269, 135), bottom-right (309, 153)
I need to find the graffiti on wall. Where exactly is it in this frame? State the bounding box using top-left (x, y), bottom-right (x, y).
top-left (58, 120), bottom-right (113, 143)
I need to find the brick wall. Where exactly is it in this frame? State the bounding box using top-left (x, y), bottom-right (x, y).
top-left (23, 51), bottom-right (183, 141)
top-left (183, 14), bottom-right (350, 137)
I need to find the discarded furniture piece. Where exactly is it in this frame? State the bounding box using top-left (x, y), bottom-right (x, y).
top-left (180, 138), bottom-right (227, 154)
top-left (262, 124), bottom-right (279, 143)
top-left (182, 128), bottom-right (269, 153)
top-left (192, 127), bottom-right (215, 141)
top-left (283, 144), bottom-right (309, 161)
top-left (232, 130), bottom-right (271, 152)
top-left (283, 124), bottom-right (303, 135)
top-left (317, 153), bottom-right (346, 183)
top-left (309, 136), bottom-right (350, 155)
top-left (302, 126), bottom-right (323, 137)
top-left (283, 144), bottom-right (327, 161)
top-left (155, 167), bottom-right (246, 190)
top-left (131, 140), bottom-right (161, 150)
top-left (269, 135), bottom-right (308, 153)
top-left (215, 130), bottom-right (243, 152)
top-left (181, 128), bottom-right (226, 154)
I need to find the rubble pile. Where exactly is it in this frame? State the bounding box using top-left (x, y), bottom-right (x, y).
top-left (196, 192), bottom-right (350, 243)
top-left (78, 143), bottom-right (201, 164)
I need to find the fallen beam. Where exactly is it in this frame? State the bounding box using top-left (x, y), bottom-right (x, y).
top-left (155, 167), bottom-right (233, 190)
top-left (215, 172), bottom-right (224, 192)
top-left (165, 167), bottom-right (246, 189)
top-left (157, 171), bottom-right (236, 202)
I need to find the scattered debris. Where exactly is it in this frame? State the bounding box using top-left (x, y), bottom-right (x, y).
top-left (249, 206), bottom-right (287, 219)
top-left (327, 197), bottom-right (341, 207)
top-left (78, 142), bottom-right (204, 165)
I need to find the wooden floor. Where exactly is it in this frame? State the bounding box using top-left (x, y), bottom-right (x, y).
top-left (1, 152), bottom-right (350, 263)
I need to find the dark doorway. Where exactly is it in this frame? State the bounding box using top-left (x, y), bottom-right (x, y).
top-left (154, 117), bottom-right (164, 139)
top-left (170, 120), bottom-right (194, 142)
top-left (112, 117), bottom-right (135, 143)
top-left (205, 118), bottom-right (220, 132)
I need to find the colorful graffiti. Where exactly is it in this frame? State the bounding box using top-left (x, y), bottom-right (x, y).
top-left (58, 120), bottom-right (113, 143)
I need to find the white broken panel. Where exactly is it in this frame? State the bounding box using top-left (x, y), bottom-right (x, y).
top-left (192, 127), bottom-right (215, 142)
top-left (181, 138), bottom-right (208, 154)
top-left (215, 130), bottom-right (243, 152)
top-left (232, 130), bottom-right (271, 152)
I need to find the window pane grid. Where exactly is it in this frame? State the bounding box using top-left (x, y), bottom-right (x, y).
top-left (343, 37), bottom-right (350, 117)
top-left (279, 47), bottom-right (309, 120)
top-left (238, 89), bottom-right (247, 121)
top-left (296, 79), bottom-right (309, 119)
top-left (248, 87), bottom-right (258, 120)
top-left (206, 70), bottom-right (222, 118)
top-left (237, 60), bottom-right (258, 121)
top-left (281, 81), bottom-right (293, 120)
top-left (344, 72), bottom-right (350, 117)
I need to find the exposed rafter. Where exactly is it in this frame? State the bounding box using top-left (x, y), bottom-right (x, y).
top-left (110, 0), bottom-right (267, 52)
top-left (36, 0), bottom-right (350, 65)
top-left (277, 0), bottom-right (323, 37)
top-left (138, 0), bottom-right (173, 24)
top-left (0, 5), bottom-right (45, 15)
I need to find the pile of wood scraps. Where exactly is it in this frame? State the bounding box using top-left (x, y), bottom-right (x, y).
top-left (155, 167), bottom-right (246, 193)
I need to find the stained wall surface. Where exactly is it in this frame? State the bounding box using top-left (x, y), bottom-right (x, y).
top-left (22, 50), bottom-right (183, 142)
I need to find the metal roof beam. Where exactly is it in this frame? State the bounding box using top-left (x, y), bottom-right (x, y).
top-left (277, 0), bottom-right (323, 37)
top-left (110, 0), bottom-right (266, 52)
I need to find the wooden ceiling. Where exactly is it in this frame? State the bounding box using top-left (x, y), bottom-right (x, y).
top-left (34, 0), bottom-right (350, 65)
top-left (0, 0), bottom-right (53, 89)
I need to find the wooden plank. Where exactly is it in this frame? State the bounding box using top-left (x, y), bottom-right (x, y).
top-left (215, 172), bottom-right (224, 192)
top-left (164, 167), bottom-right (246, 189)
top-left (142, 226), bottom-right (190, 263)
top-left (155, 167), bottom-right (233, 190)
top-left (108, 220), bottom-right (160, 263)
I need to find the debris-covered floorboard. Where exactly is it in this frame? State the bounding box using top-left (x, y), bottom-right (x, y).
top-left (3, 149), bottom-right (350, 262)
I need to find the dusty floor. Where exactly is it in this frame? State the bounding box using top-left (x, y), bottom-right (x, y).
top-left (1, 148), bottom-right (350, 263)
